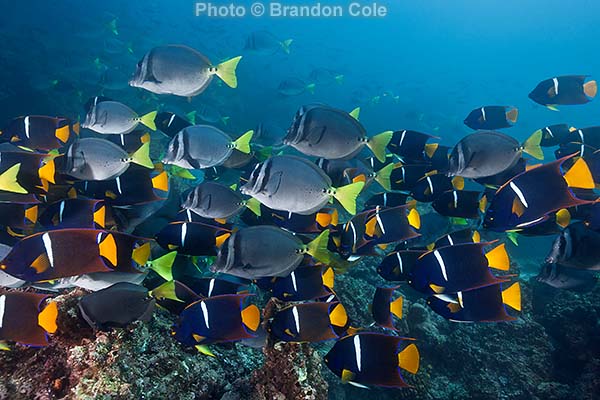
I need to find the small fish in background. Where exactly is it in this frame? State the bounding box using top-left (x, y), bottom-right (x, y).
top-left (432, 190), bottom-right (487, 219)
top-left (244, 31), bottom-right (293, 55)
top-left (534, 124), bottom-right (573, 147)
top-left (410, 173), bottom-right (463, 203)
top-left (263, 265), bottom-right (334, 301)
top-left (155, 221), bottom-right (231, 256)
top-left (63, 138), bottom-right (154, 181)
top-left (0, 292), bottom-right (58, 347)
top-left (545, 222), bottom-right (600, 270)
top-left (82, 100), bottom-right (157, 134)
top-left (268, 301), bottom-right (348, 343)
top-left (529, 75), bottom-right (597, 108)
top-left (170, 294), bottom-right (260, 346)
top-left (181, 181), bottom-right (261, 221)
top-left (130, 45), bottom-right (242, 97)
top-left (277, 78), bottom-right (316, 96)
top-left (431, 229), bottom-right (481, 249)
top-left (211, 226), bottom-right (330, 279)
top-left (388, 163), bottom-right (436, 192)
top-left (427, 281), bottom-right (521, 322)
top-left (78, 282), bottom-right (156, 331)
top-left (253, 121), bottom-right (286, 146)
top-left (463, 106), bottom-right (518, 130)
top-left (0, 115), bottom-right (79, 151)
top-left (154, 111), bottom-right (194, 138)
top-left (240, 155), bottom-right (364, 215)
top-left (371, 287), bottom-right (403, 330)
top-left (285, 105), bottom-right (392, 162)
top-left (484, 156), bottom-right (594, 232)
top-left (447, 130), bottom-right (544, 179)
top-left (536, 262), bottom-right (597, 292)
top-left (194, 103), bottom-right (230, 126)
top-left (162, 125), bottom-right (253, 169)
top-left (324, 333), bottom-right (419, 388)
top-left (308, 68), bottom-right (344, 86)
top-left (377, 250), bottom-right (425, 282)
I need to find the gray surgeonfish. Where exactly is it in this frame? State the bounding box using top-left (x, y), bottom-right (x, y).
top-left (447, 130), bottom-right (543, 179)
top-left (78, 282), bottom-right (156, 330)
top-left (64, 138), bottom-right (154, 181)
top-left (182, 181), bottom-right (261, 220)
top-left (285, 105), bottom-right (392, 162)
top-left (82, 101), bottom-right (156, 134)
top-left (129, 44), bottom-right (242, 97)
top-left (545, 222), bottom-right (600, 270)
top-left (211, 226), bottom-right (330, 279)
top-left (240, 155), bottom-right (364, 215)
top-left (536, 262), bottom-right (597, 291)
top-left (161, 125), bottom-right (253, 169)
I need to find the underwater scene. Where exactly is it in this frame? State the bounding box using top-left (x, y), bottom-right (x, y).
top-left (0, 0), bottom-right (599, 399)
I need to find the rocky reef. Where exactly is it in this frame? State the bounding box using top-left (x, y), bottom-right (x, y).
top-left (0, 257), bottom-right (598, 399)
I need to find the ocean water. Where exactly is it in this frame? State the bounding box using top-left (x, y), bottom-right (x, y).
top-left (0, 0), bottom-right (599, 399)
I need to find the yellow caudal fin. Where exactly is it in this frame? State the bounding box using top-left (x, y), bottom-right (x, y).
top-left (0, 164), bottom-right (27, 194)
top-left (506, 107), bottom-right (519, 124)
top-left (472, 230), bottom-right (481, 243)
top-left (398, 343), bottom-right (420, 374)
top-left (512, 197), bottom-right (525, 217)
top-left (306, 230), bottom-right (331, 264)
top-left (195, 345), bottom-right (216, 357)
top-left (38, 159), bottom-right (56, 184)
top-left (485, 243), bottom-right (510, 271)
top-left (233, 130), bottom-right (254, 154)
top-left (215, 232), bottom-right (231, 248)
top-left (93, 205), bottom-right (106, 228)
top-left (333, 181), bottom-right (365, 215)
top-left (374, 163), bottom-right (394, 191)
top-left (241, 304), bottom-right (260, 331)
top-left (584, 80), bottom-right (597, 98)
top-left (280, 39), bottom-right (293, 54)
top-left (55, 125), bottom-right (70, 143)
top-left (522, 129), bottom-right (544, 160)
top-left (322, 267), bottom-right (335, 289)
top-left (329, 303), bottom-right (348, 327)
top-left (25, 205), bottom-right (38, 224)
top-left (0, 341), bottom-right (10, 351)
top-left (479, 195), bottom-right (488, 213)
top-left (148, 251), bottom-right (177, 281)
top-left (408, 208), bottom-right (421, 229)
top-left (367, 131), bottom-right (393, 163)
top-left (452, 176), bottom-right (465, 190)
top-left (501, 282), bottom-right (521, 311)
top-left (555, 209), bottom-right (571, 228)
top-left (150, 281), bottom-right (184, 302)
top-left (152, 171), bottom-right (169, 192)
top-left (306, 83), bottom-right (316, 94)
top-left (424, 143), bottom-right (439, 158)
top-left (245, 197), bottom-right (262, 216)
top-left (130, 142), bottom-right (154, 169)
top-left (38, 300), bottom-right (58, 334)
top-left (139, 111), bottom-right (157, 131)
top-left (132, 242), bottom-right (152, 265)
top-left (98, 233), bottom-right (118, 267)
top-left (341, 369), bottom-right (355, 383)
top-left (215, 56), bottom-right (242, 88)
top-left (563, 157), bottom-right (595, 189)
top-left (390, 297), bottom-right (403, 319)
top-left (349, 107), bottom-right (360, 120)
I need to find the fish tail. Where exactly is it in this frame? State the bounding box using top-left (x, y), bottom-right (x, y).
top-left (215, 56), bottom-right (242, 88)
top-left (306, 83), bottom-right (316, 94)
top-left (306, 230), bottom-right (331, 264)
top-left (221, 116), bottom-right (230, 126)
top-left (451, 176), bottom-right (465, 190)
top-left (335, 75), bottom-right (344, 85)
top-left (485, 243), bottom-right (510, 271)
top-left (522, 129), bottom-right (544, 160)
top-left (505, 107), bottom-right (519, 124)
top-left (332, 181), bottom-right (365, 215)
top-left (38, 159), bottom-right (56, 184)
top-left (367, 131), bottom-right (393, 163)
top-left (233, 130), bottom-right (254, 154)
top-left (349, 107), bottom-right (360, 120)
top-left (563, 157), bottom-right (595, 189)
top-left (584, 80), bottom-right (597, 98)
top-left (149, 251), bottom-right (177, 281)
top-left (408, 208), bottom-right (421, 229)
top-left (0, 164), bottom-right (27, 194)
top-left (245, 197), bottom-right (262, 217)
top-left (555, 209), bottom-right (571, 228)
top-left (280, 39), bottom-right (293, 54)
top-left (398, 343), bottom-right (420, 374)
top-left (186, 111), bottom-right (197, 125)
top-left (501, 282), bottom-right (521, 311)
top-left (129, 142), bottom-right (154, 169)
top-left (374, 163), bottom-right (394, 191)
top-left (390, 296), bottom-right (403, 319)
top-left (38, 300), bottom-right (58, 334)
top-left (424, 143), bottom-right (439, 158)
top-left (241, 304), bottom-right (260, 331)
top-left (139, 111), bottom-right (157, 130)
top-left (132, 242), bottom-right (152, 265)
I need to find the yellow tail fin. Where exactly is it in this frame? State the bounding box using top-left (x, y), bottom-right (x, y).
top-left (506, 107), bottom-right (519, 124)
top-left (523, 130), bottom-right (544, 160)
top-left (38, 159), bottom-right (56, 184)
top-left (408, 208), bottom-right (421, 229)
top-left (93, 205), bottom-right (106, 228)
top-left (150, 281), bottom-right (184, 302)
top-left (374, 163), bottom-right (394, 191)
top-left (55, 125), bottom-right (70, 143)
top-left (98, 233), bottom-right (118, 267)
top-left (398, 343), bottom-right (420, 374)
top-left (0, 164), bottom-right (27, 194)
top-left (563, 157), bottom-right (594, 189)
top-left (132, 242), bottom-right (152, 265)
top-left (130, 142), bottom-right (154, 169)
top-left (148, 251), bottom-right (177, 281)
top-left (584, 80), bottom-right (597, 98)
top-left (501, 282), bottom-right (521, 311)
top-left (139, 111), bottom-right (157, 131)
top-left (332, 182), bottom-right (364, 215)
top-left (38, 301), bottom-right (58, 334)
top-left (25, 205), bottom-right (38, 224)
top-left (485, 243), bottom-right (510, 271)
top-left (280, 39), bottom-right (293, 54)
top-left (241, 304), bottom-right (260, 331)
top-left (233, 130), bottom-right (254, 154)
top-left (245, 197), bottom-right (262, 216)
top-left (152, 171), bottom-right (169, 192)
top-left (424, 143), bottom-right (439, 158)
top-left (390, 297), bottom-right (403, 319)
top-left (367, 131), bottom-right (393, 163)
top-left (322, 267), bottom-right (335, 289)
top-left (306, 230), bottom-right (331, 264)
top-left (329, 303), bottom-right (348, 327)
top-left (349, 107), bottom-right (360, 120)
top-left (215, 56), bottom-right (242, 88)
top-left (555, 209), bottom-right (571, 228)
